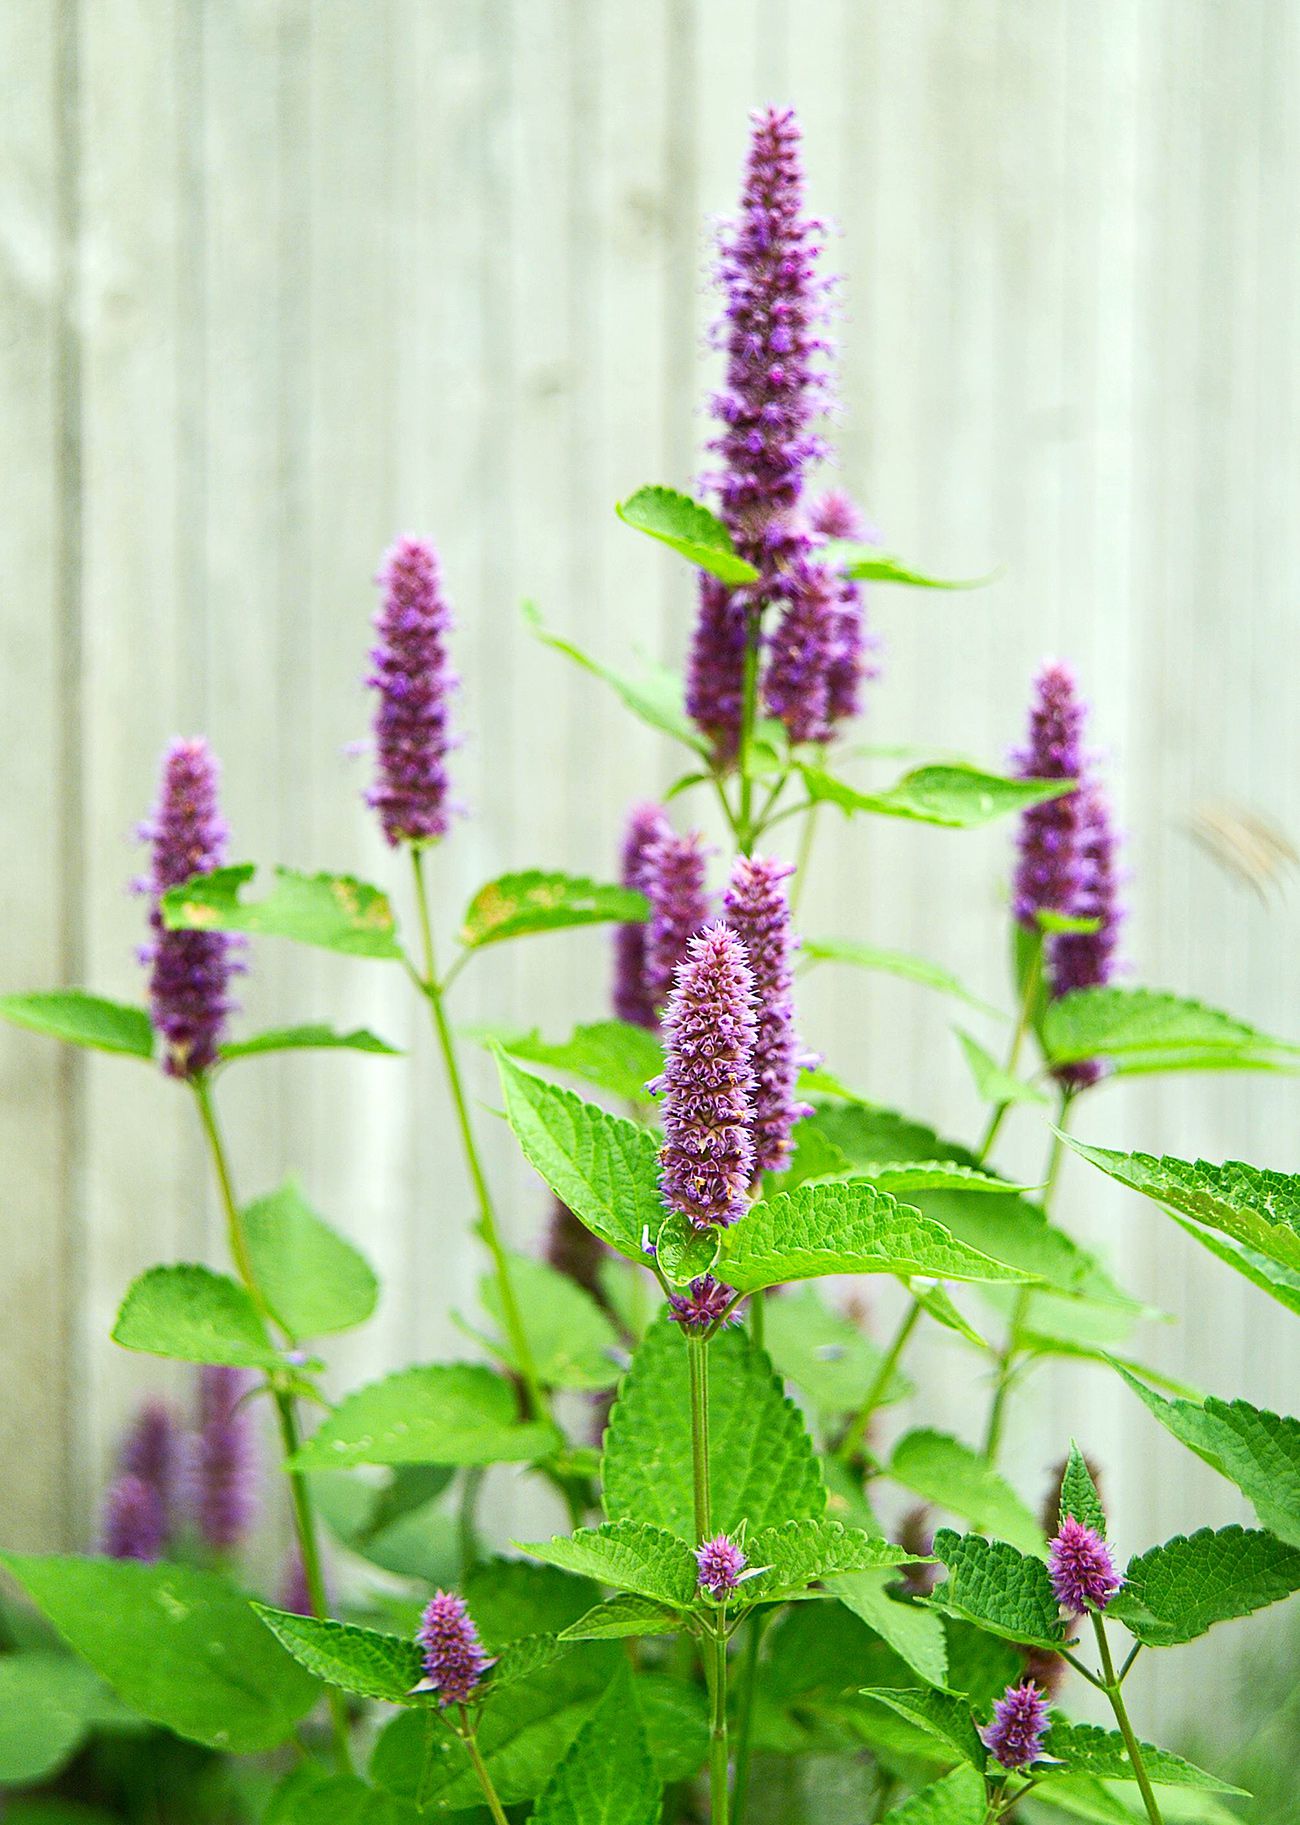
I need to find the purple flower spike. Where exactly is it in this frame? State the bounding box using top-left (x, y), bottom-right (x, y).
top-left (1048, 1516), bottom-right (1123, 1615)
top-left (1050, 783), bottom-right (1125, 1088)
top-left (686, 576), bottom-right (750, 763)
top-left (1012, 662), bottom-right (1091, 929)
top-left (102, 1472), bottom-right (166, 1563)
top-left (643, 828), bottom-right (713, 1018)
top-left (668, 1275), bottom-right (741, 1334)
top-left (722, 855), bottom-right (811, 1176)
top-left (366, 536), bottom-right (458, 846)
top-left (278, 1544), bottom-right (316, 1618)
top-left (416, 1591), bottom-right (494, 1706)
top-left (119, 1398), bottom-right (182, 1531)
top-left (696, 1532), bottom-right (749, 1597)
top-left (763, 559), bottom-right (840, 745)
top-left (613, 802), bottom-right (672, 1028)
top-left (655, 925), bottom-right (759, 1229)
top-left (982, 1681), bottom-right (1049, 1770)
top-left (193, 1365), bottom-right (258, 1555)
top-left (137, 738), bottom-right (238, 1078)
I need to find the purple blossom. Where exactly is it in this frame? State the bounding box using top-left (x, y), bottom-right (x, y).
top-left (686, 576), bottom-right (750, 763)
top-left (137, 738), bottom-right (238, 1078)
top-left (654, 924), bottom-right (759, 1229)
top-left (119, 1398), bottom-right (182, 1533)
top-left (642, 828), bottom-right (713, 1018)
top-left (366, 536), bottom-right (458, 846)
top-left (278, 1544), bottom-right (316, 1618)
top-left (722, 855), bottom-right (811, 1175)
top-left (808, 490), bottom-right (870, 541)
top-left (982, 1681), bottom-right (1049, 1770)
top-left (762, 558), bottom-right (841, 745)
top-left (192, 1365), bottom-right (258, 1555)
top-left (101, 1472), bottom-right (166, 1563)
top-left (696, 1532), bottom-right (748, 1596)
top-left (1050, 783), bottom-right (1125, 1088)
top-left (668, 1275), bottom-right (742, 1333)
top-left (1012, 662), bottom-right (1091, 930)
top-left (612, 802), bottom-right (672, 1028)
top-left (1048, 1516), bottom-right (1123, 1615)
top-left (545, 1194), bottom-right (610, 1303)
top-left (416, 1591), bottom-right (494, 1706)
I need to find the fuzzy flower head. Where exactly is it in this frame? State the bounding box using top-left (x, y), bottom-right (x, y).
top-left (416, 1591), bottom-right (494, 1706)
top-left (119, 1398), bottom-right (182, 1529)
top-left (696, 1532), bottom-right (749, 1597)
top-left (686, 575), bottom-right (750, 763)
top-left (642, 828), bottom-right (713, 1018)
top-left (982, 1680), bottom-right (1049, 1770)
top-left (101, 1472), bottom-right (166, 1563)
top-left (192, 1365), bottom-right (258, 1555)
top-left (137, 738), bottom-right (238, 1078)
top-left (722, 855), bottom-right (811, 1175)
top-left (612, 802), bottom-right (673, 1028)
top-left (654, 925), bottom-right (759, 1229)
top-left (1050, 783), bottom-right (1125, 1087)
top-left (366, 536), bottom-right (458, 846)
top-left (1048, 1516), bottom-right (1122, 1616)
top-left (1012, 662), bottom-right (1091, 929)
top-left (808, 490), bottom-right (872, 542)
top-left (762, 558), bottom-right (841, 745)
top-left (668, 1274), bottom-right (741, 1334)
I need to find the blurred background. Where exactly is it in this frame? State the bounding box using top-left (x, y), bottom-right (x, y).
top-left (4, 0), bottom-right (1300, 1757)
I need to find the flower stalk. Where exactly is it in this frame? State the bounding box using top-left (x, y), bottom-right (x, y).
top-left (1092, 1613), bottom-right (1165, 1825)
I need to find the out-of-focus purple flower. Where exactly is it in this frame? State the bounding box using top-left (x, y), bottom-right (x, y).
top-left (762, 558), bottom-right (840, 745)
top-left (686, 576), bottom-right (751, 765)
top-left (193, 1365), bottom-right (258, 1555)
top-left (653, 925), bottom-right (758, 1229)
top-left (102, 1472), bottom-right (166, 1563)
top-left (1050, 783), bottom-right (1125, 1088)
top-left (810, 491), bottom-right (883, 729)
top-left (545, 1194), bottom-right (610, 1304)
top-left (896, 1505), bottom-right (941, 1600)
top-left (1012, 662), bottom-right (1090, 929)
top-left (667, 1275), bottom-right (741, 1333)
top-left (366, 536), bottom-right (458, 846)
top-left (1048, 1516), bottom-right (1122, 1615)
top-left (808, 490), bottom-right (869, 542)
top-left (415, 1591), bottom-right (494, 1706)
top-left (119, 1398), bottom-right (182, 1533)
top-left (642, 829), bottom-right (713, 1018)
top-left (613, 802), bottom-right (672, 1029)
top-left (696, 1533), bottom-right (749, 1596)
top-left (278, 1543), bottom-right (316, 1617)
top-left (722, 855), bottom-right (811, 1176)
top-left (137, 738), bottom-right (238, 1078)
top-left (982, 1681), bottom-right (1049, 1770)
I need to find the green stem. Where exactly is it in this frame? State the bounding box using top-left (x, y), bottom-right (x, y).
top-left (688, 1333), bottom-right (712, 1539)
top-left (976, 936), bottom-right (1043, 1165)
top-left (838, 1296), bottom-right (922, 1464)
top-left (749, 1287), bottom-right (765, 1350)
top-left (409, 847), bottom-right (546, 1422)
top-left (736, 607), bottom-right (763, 854)
top-left (190, 1078), bottom-right (353, 1774)
top-left (1093, 1612), bottom-right (1165, 1825)
top-left (461, 1719), bottom-right (510, 1825)
top-left (458, 1467), bottom-right (484, 1574)
top-left (730, 1607), bottom-right (768, 1825)
top-left (707, 1624), bottom-right (731, 1825)
top-left (789, 799), bottom-right (820, 917)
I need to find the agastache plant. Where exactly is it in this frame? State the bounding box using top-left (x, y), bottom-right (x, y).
top-left (4, 98), bottom-right (1297, 1825)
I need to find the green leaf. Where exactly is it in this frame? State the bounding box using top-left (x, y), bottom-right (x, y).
top-left (1042, 987), bottom-right (1299, 1071)
top-left (1117, 1372), bottom-right (1300, 1546)
top-left (471, 1019), bottom-right (663, 1106)
top-left (220, 1024), bottom-right (400, 1062)
top-left (880, 1765), bottom-right (987, 1824)
top-left (465, 1557), bottom-right (603, 1644)
top-left (887, 1431), bottom-right (1045, 1557)
top-left (519, 1522), bottom-right (700, 1608)
top-left (1108, 1524), bottom-right (1300, 1646)
top-left (655, 1211), bottom-right (721, 1288)
top-left (531, 1665), bottom-right (662, 1825)
top-left (0, 990), bottom-right (154, 1060)
top-left (478, 1254), bottom-right (623, 1390)
top-left (857, 1161), bottom-right (1036, 1196)
top-left (1038, 1722), bottom-right (1246, 1794)
top-left (829, 1571), bottom-right (949, 1689)
top-left (912, 1284), bottom-right (991, 1352)
top-left (0, 1555), bottom-right (318, 1753)
top-left (722, 1179), bottom-right (1032, 1294)
top-left (243, 1179), bottom-right (378, 1339)
top-left (858, 1686), bottom-right (987, 1767)
top-left (496, 1053), bottom-right (663, 1262)
top-left (264, 1774), bottom-right (420, 1825)
top-left (927, 1529), bottom-right (1066, 1650)
top-left (163, 864), bottom-right (403, 960)
top-left (747, 1520), bottom-right (925, 1600)
top-left (1065, 1140), bottom-right (1300, 1276)
top-left (955, 1028), bottom-right (1049, 1109)
top-left (458, 871), bottom-right (647, 950)
top-left (1059, 1441), bottom-right (1107, 1537)
top-left (0, 1654), bottom-right (121, 1784)
top-left (561, 1595), bottom-right (683, 1640)
top-left (632, 1672), bottom-right (709, 1784)
top-left (602, 1314), bottom-right (824, 1541)
top-left (253, 1607), bottom-right (423, 1704)
top-left (802, 939), bottom-right (1002, 1018)
top-left (764, 1285), bottom-right (913, 1418)
top-left (825, 540), bottom-right (995, 591)
top-left (801, 762), bottom-right (1075, 830)
top-left (770, 1121), bottom-right (856, 1192)
top-left (522, 601), bottom-right (706, 754)
top-left (1165, 1209), bottom-right (1300, 1317)
top-left (290, 1364), bottom-right (560, 1470)
top-left (111, 1264), bottom-right (281, 1370)
top-left (615, 485), bottom-right (759, 587)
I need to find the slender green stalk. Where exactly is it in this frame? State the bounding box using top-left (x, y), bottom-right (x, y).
top-left (190, 1078), bottom-right (353, 1773)
top-left (409, 848), bottom-right (546, 1421)
top-left (707, 1624), bottom-right (731, 1825)
top-left (838, 1296), bottom-right (922, 1464)
top-left (975, 936), bottom-right (1043, 1165)
top-left (749, 1287), bottom-right (765, 1349)
top-left (730, 1607), bottom-right (768, 1825)
top-left (1092, 1613), bottom-right (1165, 1825)
top-left (736, 607), bottom-right (763, 854)
top-left (461, 1717), bottom-right (510, 1825)
top-left (788, 799), bottom-right (820, 916)
top-left (458, 1467), bottom-right (484, 1573)
top-left (688, 1333), bottom-right (712, 1539)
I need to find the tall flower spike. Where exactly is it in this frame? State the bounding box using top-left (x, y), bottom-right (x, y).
top-left (1048, 1516), bottom-right (1122, 1615)
top-left (762, 558), bottom-right (840, 745)
top-left (1050, 782), bottom-right (1124, 1088)
top-left (137, 738), bottom-right (238, 1078)
top-left (366, 536), bottom-right (458, 846)
top-left (416, 1591), bottom-right (494, 1706)
top-left (722, 854), bottom-right (811, 1175)
top-left (612, 802), bottom-right (672, 1028)
top-left (1012, 661), bottom-right (1092, 929)
top-left (654, 924), bottom-right (759, 1228)
top-left (101, 1472), bottom-right (166, 1563)
top-left (642, 828), bottom-right (713, 1018)
top-left (192, 1365), bottom-right (258, 1555)
top-left (119, 1398), bottom-right (182, 1537)
top-left (982, 1681), bottom-right (1049, 1770)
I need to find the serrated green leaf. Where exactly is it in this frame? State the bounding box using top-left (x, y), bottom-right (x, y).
top-left (764, 1284), bottom-right (913, 1418)
top-left (655, 1211), bottom-right (720, 1288)
top-left (458, 871), bottom-right (647, 950)
top-left (1043, 988), bottom-right (1299, 1070)
top-left (956, 1028), bottom-right (1049, 1109)
top-left (825, 540), bottom-right (995, 591)
top-left (479, 1254), bottom-right (623, 1390)
top-left (880, 1765), bottom-right (987, 1824)
top-left (927, 1530), bottom-right (1066, 1650)
top-left (887, 1432), bottom-right (1045, 1557)
top-left (859, 1686), bottom-right (987, 1767)
top-left (615, 484), bottom-right (759, 587)
top-left (0, 1555), bottom-right (318, 1753)
top-left (770, 1121), bottom-right (856, 1193)
top-left (522, 600), bottom-right (706, 754)
top-left (1108, 1524), bottom-right (1300, 1646)
top-left (1059, 1442), bottom-right (1106, 1537)
top-left (603, 1314), bottom-right (824, 1541)
top-left (747, 1520), bottom-right (924, 1600)
top-left (801, 762), bottom-right (1075, 830)
top-left (469, 1019), bottom-right (663, 1105)
top-left (722, 1180), bottom-right (1031, 1294)
top-left (1117, 1372), bottom-right (1300, 1547)
top-left (253, 1607), bottom-right (423, 1703)
top-left (1017, 1335), bottom-right (1198, 1398)
top-left (163, 863), bottom-right (403, 959)
top-left (519, 1522), bottom-right (700, 1608)
top-left (496, 1054), bottom-right (663, 1262)
top-left (1165, 1209), bottom-right (1300, 1316)
top-left (220, 1023), bottom-right (400, 1061)
top-left (243, 1179), bottom-right (378, 1339)
top-left (530, 1664), bottom-right (662, 1825)
top-left (0, 1654), bottom-right (121, 1783)
top-left (112, 1264), bottom-right (281, 1369)
top-left (265, 1773), bottom-right (420, 1825)
top-left (801, 939), bottom-right (1002, 1018)
top-left (0, 990), bottom-right (154, 1060)
top-left (632, 1672), bottom-right (710, 1784)
top-left (912, 1284), bottom-right (991, 1351)
top-left (1020, 1774), bottom-right (1143, 1822)
top-left (828, 1571), bottom-right (949, 1689)
top-left (859, 1161), bottom-right (1036, 1195)
top-left (1038, 1722), bottom-right (1246, 1794)
top-left (464, 1557), bottom-right (602, 1645)
top-left (561, 1595), bottom-right (682, 1640)
top-left (290, 1364), bottom-right (560, 1470)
